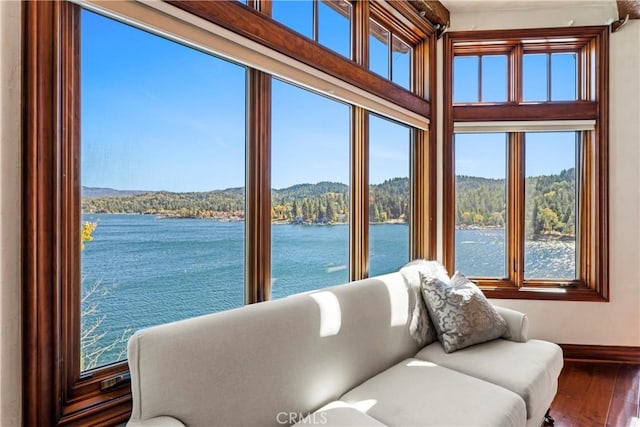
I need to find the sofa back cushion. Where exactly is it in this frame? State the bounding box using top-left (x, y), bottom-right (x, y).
top-left (128, 272), bottom-right (422, 426)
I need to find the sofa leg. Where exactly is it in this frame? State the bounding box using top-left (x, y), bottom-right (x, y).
top-left (543, 409), bottom-right (555, 426)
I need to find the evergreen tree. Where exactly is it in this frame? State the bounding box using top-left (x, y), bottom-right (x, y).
top-left (292, 200), bottom-right (299, 218)
top-left (326, 202), bottom-right (335, 222)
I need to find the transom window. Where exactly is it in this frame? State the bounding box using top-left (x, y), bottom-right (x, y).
top-left (272, 0), bottom-right (352, 59)
top-left (453, 54), bottom-right (507, 103)
top-left (271, 1), bottom-right (423, 93)
top-left (453, 38), bottom-right (582, 104)
top-left (523, 52), bottom-right (578, 101)
top-left (369, 17), bottom-right (413, 90)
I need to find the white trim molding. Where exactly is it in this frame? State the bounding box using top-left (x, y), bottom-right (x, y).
top-left (454, 120), bottom-right (596, 133)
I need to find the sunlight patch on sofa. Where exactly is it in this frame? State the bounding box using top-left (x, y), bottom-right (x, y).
top-left (384, 279), bottom-right (409, 326)
top-left (407, 360), bottom-right (438, 368)
top-left (351, 399), bottom-right (378, 413)
top-left (309, 291), bottom-right (342, 337)
top-left (322, 399), bottom-right (379, 414)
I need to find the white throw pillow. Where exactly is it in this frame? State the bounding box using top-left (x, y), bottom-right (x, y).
top-left (399, 259), bottom-right (448, 346)
top-left (420, 271), bottom-right (508, 353)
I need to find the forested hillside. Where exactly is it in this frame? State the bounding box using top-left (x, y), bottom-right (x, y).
top-left (526, 168), bottom-right (576, 238)
top-left (83, 168), bottom-right (575, 237)
top-left (82, 180), bottom-right (409, 224)
top-left (369, 177), bottom-right (409, 222)
top-left (456, 176), bottom-right (505, 227)
top-left (456, 168), bottom-right (576, 238)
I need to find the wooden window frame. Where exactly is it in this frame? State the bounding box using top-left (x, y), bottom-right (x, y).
top-left (443, 27), bottom-right (609, 302)
top-left (23, 0), bottom-right (438, 424)
top-left (170, 1), bottom-right (432, 117)
top-left (520, 51), bottom-right (581, 102)
top-left (452, 52), bottom-right (513, 103)
top-left (268, 0), bottom-right (354, 59)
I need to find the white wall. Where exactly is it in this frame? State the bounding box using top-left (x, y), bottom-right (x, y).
top-left (0, 0), bottom-right (22, 425)
top-left (438, 8), bottom-right (640, 346)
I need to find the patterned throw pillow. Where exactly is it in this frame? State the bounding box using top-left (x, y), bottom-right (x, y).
top-left (420, 271), bottom-right (508, 353)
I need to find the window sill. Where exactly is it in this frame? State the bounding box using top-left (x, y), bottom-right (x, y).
top-left (59, 392), bottom-right (131, 425)
top-left (481, 286), bottom-right (608, 302)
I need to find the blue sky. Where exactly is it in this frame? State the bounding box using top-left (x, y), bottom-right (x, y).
top-left (81, 9), bottom-right (246, 192)
top-left (453, 53), bottom-right (577, 179)
top-left (455, 132), bottom-right (576, 179)
top-left (82, 7), bottom-right (575, 192)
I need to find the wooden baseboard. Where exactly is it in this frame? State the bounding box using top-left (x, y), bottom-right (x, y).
top-left (559, 344), bottom-right (640, 363)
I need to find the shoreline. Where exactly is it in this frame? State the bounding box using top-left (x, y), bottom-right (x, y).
top-left (457, 225), bottom-right (575, 241)
top-left (83, 212), bottom-right (409, 226)
top-left (83, 213), bottom-right (571, 239)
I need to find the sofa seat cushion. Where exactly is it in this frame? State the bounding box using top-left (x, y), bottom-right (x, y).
top-left (415, 339), bottom-right (563, 419)
top-left (340, 358), bottom-right (526, 427)
top-left (293, 401), bottom-right (387, 426)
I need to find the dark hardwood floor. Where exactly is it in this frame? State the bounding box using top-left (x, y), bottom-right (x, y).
top-left (550, 361), bottom-right (640, 427)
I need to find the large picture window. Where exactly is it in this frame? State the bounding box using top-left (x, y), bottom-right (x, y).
top-left (454, 133), bottom-right (507, 278)
top-left (23, 0), bottom-right (438, 424)
top-left (453, 131), bottom-right (580, 282)
top-left (271, 79), bottom-right (350, 297)
top-left (368, 114), bottom-right (410, 276)
top-left (523, 132), bottom-right (578, 280)
top-left (80, 9), bottom-right (247, 370)
top-left (444, 27), bottom-right (608, 301)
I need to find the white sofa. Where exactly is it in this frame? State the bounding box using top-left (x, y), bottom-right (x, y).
top-left (126, 270), bottom-right (563, 427)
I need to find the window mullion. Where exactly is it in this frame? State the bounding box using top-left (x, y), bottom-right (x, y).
top-left (478, 55), bottom-right (483, 102)
top-left (583, 41), bottom-right (594, 100)
top-left (349, 2), bottom-right (368, 280)
top-left (353, 0), bottom-right (368, 66)
top-left (350, 107), bottom-right (369, 280)
top-left (546, 52), bottom-right (551, 101)
top-left (578, 130), bottom-right (592, 285)
top-left (507, 132), bottom-right (525, 286)
top-left (387, 31), bottom-right (392, 81)
top-left (414, 41), bottom-right (427, 98)
top-left (250, 0), bottom-right (271, 15)
top-left (511, 44), bottom-right (522, 103)
top-left (313, 0), bottom-right (319, 42)
top-left (410, 128), bottom-right (432, 259)
top-left (577, 47), bottom-right (584, 100)
top-left (246, 69), bottom-right (272, 304)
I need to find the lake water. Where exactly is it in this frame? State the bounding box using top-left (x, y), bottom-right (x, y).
top-left (81, 214), bottom-right (410, 368)
top-left (81, 214), bottom-right (574, 369)
top-left (455, 228), bottom-right (576, 279)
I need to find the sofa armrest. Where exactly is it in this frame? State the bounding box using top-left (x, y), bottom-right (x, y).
top-left (493, 305), bottom-right (529, 342)
top-left (127, 416), bottom-right (185, 427)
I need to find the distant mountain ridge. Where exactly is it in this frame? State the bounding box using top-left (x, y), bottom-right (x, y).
top-left (274, 181), bottom-right (348, 198)
top-left (81, 180), bottom-right (407, 223)
top-left (81, 183), bottom-right (345, 198)
top-left (82, 186), bottom-right (148, 198)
